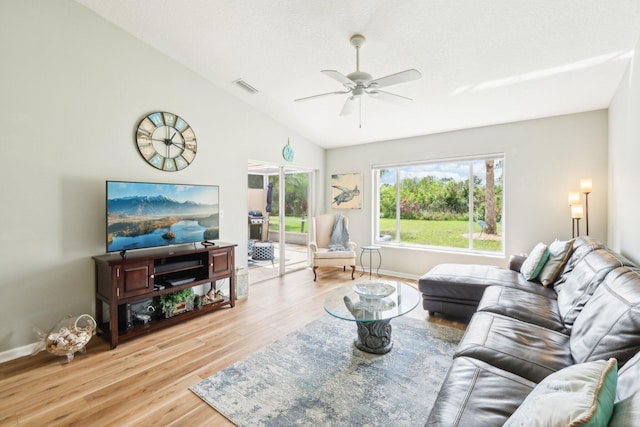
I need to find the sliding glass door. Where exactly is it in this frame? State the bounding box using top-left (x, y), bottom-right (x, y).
top-left (248, 162), bottom-right (313, 283)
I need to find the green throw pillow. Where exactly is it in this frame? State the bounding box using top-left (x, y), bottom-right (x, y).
top-left (520, 242), bottom-right (550, 281)
top-left (504, 358), bottom-right (618, 427)
top-left (539, 239), bottom-right (574, 287)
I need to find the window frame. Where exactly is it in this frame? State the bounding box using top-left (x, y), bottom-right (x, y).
top-left (372, 153), bottom-right (505, 255)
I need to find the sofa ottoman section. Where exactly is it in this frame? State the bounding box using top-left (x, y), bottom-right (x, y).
top-left (419, 260), bottom-right (556, 319)
top-left (418, 264), bottom-right (498, 317)
top-left (426, 356), bottom-right (536, 427)
top-left (455, 312), bottom-right (572, 383)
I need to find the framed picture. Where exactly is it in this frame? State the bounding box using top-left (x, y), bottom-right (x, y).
top-left (331, 173), bottom-right (362, 209)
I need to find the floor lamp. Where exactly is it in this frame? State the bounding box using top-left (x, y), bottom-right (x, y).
top-left (571, 204), bottom-right (583, 238)
top-left (568, 192), bottom-right (580, 238)
top-left (581, 179), bottom-right (592, 236)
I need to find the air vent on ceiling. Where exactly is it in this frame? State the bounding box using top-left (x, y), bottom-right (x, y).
top-left (233, 79), bottom-right (259, 94)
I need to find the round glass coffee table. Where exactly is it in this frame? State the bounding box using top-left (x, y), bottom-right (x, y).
top-left (323, 281), bottom-right (420, 354)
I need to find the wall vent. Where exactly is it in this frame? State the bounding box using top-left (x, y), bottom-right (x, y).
top-left (233, 79), bottom-right (259, 94)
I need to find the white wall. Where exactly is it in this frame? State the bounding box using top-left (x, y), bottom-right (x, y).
top-left (0, 0), bottom-right (324, 354)
top-left (609, 38), bottom-right (640, 265)
top-left (326, 111), bottom-right (609, 277)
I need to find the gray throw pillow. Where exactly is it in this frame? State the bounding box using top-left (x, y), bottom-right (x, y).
top-left (539, 239), bottom-right (574, 287)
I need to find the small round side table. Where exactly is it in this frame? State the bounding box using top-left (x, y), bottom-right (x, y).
top-left (359, 245), bottom-right (382, 279)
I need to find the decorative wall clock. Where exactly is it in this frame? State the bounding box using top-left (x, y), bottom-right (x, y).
top-left (282, 139), bottom-right (294, 162)
top-left (135, 112), bottom-right (197, 171)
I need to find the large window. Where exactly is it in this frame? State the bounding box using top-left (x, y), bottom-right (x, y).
top-left (373, 155), bottom-right (504, 253)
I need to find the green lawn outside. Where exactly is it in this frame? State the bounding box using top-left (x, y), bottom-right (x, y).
top-left (267, 216), bottom-right (502, 252)
top-left (379, 218), bottom-right (502, 251)
top-left (267, 216), bottom-right (308, 233)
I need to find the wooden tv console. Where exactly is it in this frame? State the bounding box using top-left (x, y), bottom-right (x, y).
top-left (93, 242), bottom-right (236, 349)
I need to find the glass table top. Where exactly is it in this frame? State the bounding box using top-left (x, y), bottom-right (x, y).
top-left (323, 280), bottom-right (420, 322)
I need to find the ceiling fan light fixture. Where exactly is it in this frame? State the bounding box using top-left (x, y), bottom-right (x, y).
top-left (347, 71), bottom-right (372, 83)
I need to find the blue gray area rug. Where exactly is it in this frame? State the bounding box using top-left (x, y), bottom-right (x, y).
top-left (190, 315), bottom-right (464, 426)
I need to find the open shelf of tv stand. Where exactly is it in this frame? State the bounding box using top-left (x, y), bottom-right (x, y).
top-left (93, 242), bottom-right (236, 349)
top-left (97, 296), bottom-right (233, 343)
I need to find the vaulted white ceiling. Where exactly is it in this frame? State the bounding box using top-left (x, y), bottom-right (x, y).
top-left (75, 0), bottom-right (640, 148)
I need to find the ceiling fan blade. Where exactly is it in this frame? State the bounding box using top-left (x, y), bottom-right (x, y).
top-left (294, 90), bottom-right (350, 102)
top-left (322, 70), bottom-right (356, 88)
top-left (369, 69), bottom-right (421, 89)
top-left (368, 90), bottom-right (413, 104)
top-left (340, 96), bottom-right (359, 116)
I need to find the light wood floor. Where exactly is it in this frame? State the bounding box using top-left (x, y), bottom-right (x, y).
top-left (0, 269), bottom-right (468, 426)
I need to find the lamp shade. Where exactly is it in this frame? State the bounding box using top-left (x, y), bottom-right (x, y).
top-left (571, 204), bottom-right (584, 219)
top-left (568, 192), bottom-right (580, 205)
top-left (580, 179), bottom-right (592, 194)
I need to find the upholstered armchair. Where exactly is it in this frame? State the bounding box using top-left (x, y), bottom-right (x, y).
top-left (309, 214), bottom-right (357, 281)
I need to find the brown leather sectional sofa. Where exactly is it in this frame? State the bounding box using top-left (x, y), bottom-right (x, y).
top-left (419, 236), bottom-right (640, 426)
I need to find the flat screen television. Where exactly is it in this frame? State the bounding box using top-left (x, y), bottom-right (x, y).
top-left (106, 181), bottom-right (220, 253)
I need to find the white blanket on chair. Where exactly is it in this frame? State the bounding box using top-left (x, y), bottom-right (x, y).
top-left (328, 215), bottom-right (350, 251)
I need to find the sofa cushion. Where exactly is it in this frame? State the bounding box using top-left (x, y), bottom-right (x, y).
top-left (616, 350), bottom-right (640, 403)
top-left (425, 357), bottom-right (535, 427)
top-left (520, 242), bottom-right (549, 280)
top-left (610, 392), bottom-right (640, 427)
top-left (484, 268), bottom-right (558, 298)
top-left (539, 238), bottom-right (574, 287)
top-left (477, 285), bottom-right (567, 332)
top-left (455, 312), bottom-right (572, 383)
top-left (570, 267), bottom-right (640, 367)
top-left (555, 249), bottom-right (624, 330)
top-left (556, 236), bottom-right (605, 284)
top-left (610, 351), bottom-right (640, 426)
top-left (312, 248), bottom-right (356, 259)
top-left (504, 358), bottom-right (618, 427)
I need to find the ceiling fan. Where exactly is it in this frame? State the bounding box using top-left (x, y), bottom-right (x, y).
top-left (295, 34), bottom-right (422, 123)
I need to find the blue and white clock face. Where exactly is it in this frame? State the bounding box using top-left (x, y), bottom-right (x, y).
top-left (136, 111), bottom-right (197, 172)
top-left (282, 144), bottom-right (294, 162)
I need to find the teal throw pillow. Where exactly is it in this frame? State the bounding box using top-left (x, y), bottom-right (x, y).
top-left (504, 358), bottom-right (618, 427)
top-left (520, 242), bottom-right (550, 281)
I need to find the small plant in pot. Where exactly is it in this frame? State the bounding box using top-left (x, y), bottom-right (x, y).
top-left (154, 288), bottom-right (195, 318)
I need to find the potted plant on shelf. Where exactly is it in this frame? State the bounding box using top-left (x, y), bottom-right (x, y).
top-left (154, 288), bottom-right (195, 318)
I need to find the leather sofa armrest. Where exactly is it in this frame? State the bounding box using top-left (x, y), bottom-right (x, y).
top-left (509, 255), bottom-right (527, 272)
top-left (309, 241), bottom-right (318, 252)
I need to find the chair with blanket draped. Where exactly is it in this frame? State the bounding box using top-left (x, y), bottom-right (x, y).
top-left (309, 214), bottom-right (357, 281)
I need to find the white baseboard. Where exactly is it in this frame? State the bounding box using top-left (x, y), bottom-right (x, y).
top-left (0, 342), bottom-right (41, 364)
top-left (359, 268), bottom-right (420, 281)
